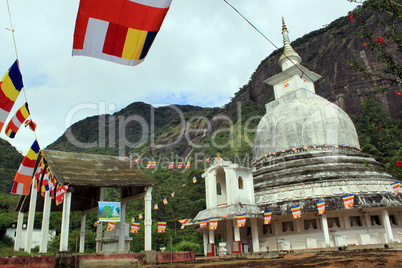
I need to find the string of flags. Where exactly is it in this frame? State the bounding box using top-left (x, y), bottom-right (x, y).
top-left (253, 144), bottom-right (362, 165)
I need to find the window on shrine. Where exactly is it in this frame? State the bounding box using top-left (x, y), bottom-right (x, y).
top-left (328, 217), bottom-right (340, 228)
top-left (216, 183), bottom-right (222, 195)
top-left (282, 222), bottom-right (294, 232)
top-left (238, 176), bottom-right (243, 189)
top-left (304, 219), bottom-right (317, 230)
top-left (350, 216), bottom-right (362, 227)
top-left (371, 215), bottom-right (381, 226)
top-left (389, 215), bottom-right (396, 225)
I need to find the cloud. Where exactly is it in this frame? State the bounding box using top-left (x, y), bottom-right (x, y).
top-left (0, 0), bottom-right (358, 153)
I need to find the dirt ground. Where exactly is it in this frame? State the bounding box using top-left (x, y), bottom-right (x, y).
top-left (147, 249), bottom-right (402, 268)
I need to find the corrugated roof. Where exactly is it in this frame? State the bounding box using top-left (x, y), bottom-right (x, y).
top-left (41, 150), bottom-right (155, 187)
top-left (16, 150), bottom-right (156, 213)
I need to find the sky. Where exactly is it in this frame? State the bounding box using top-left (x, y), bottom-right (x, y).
top-left (0, 0), bottom-right (359, 154)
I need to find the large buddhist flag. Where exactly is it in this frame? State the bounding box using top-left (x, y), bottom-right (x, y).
top-left (131, 221), bottom-right (140, 233)
top-left (392, 181), bottom-right (400, 195)
top-left (72, 0), bottom-right (173, 66)
top-left (158, 220), bottom-right (167, 233)
top-left (291, 205), bottom-right (302, 219)
top-left (5, 102), bottom-right (30, 138)
top-left (264, 210), bottom-right (272, 225)
top-left (10, 140), bottom-right (40, 195)
top-left (209, 217), bottom-right (218, 230)
top-left (316, 200), bottom-right (325, 215)
top-left (236, 213), bottom-right (246, 227)
top-left (342, 194), bottom-right (354, 208)
top-left (0, 60), bottom-right (23, 132)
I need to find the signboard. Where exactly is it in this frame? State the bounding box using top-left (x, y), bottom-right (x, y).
top-left (98, 201), bottom-right (121, 222)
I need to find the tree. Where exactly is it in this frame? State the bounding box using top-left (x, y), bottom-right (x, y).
top-left (347, 0), bottom-right (402, 92)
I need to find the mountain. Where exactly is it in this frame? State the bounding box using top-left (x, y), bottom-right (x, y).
top-left (0, 139), bottom-right (23, 194)
top-left (48, 6), bottom-right (401, 165)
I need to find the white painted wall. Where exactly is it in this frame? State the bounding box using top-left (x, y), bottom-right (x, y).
top-left (6, 225), bottom-right (56, 250)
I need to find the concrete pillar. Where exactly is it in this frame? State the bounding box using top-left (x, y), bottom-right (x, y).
top-left (14, 212), bottom-right (24, 251)
top-left (274, 222), bottom-right (281, 235)
top-left (79, 214), bottom-right (86, 253)
top-left (144, 187), bottom-right (152, 251)
top-left (203, 231), bottom-right (208, 256)
top-left (381, 208), bottom-right (394, 243)
top-left (233, 219), bottom-right (240, 241)
top-left (295, 220), bottom-right (303, 233)
top-left (364, 212), bottom-right (371, 228)
top-left (343, 215), bottom-right (351, 229)
top-left (96, 188), bottom-right (104, 253)
top-left (40, 191), bottom-right (52, 253)
top-left (119, 203), bottom-right (126, 252)
top-left (25, 182), bottom-right (38, 253)
top-left (209, 228), bottom-right (215, 244)
top-left (60, 192), bottom-right (72, 251)
top-left (225, 219), bottom-right (233, 254)
top-left (250, 218), bottom-right (260, 252)
top-left (321, 214), bottom-right (331, 247)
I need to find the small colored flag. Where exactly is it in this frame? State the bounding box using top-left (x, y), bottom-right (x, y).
top-left (0, 60), bottom-right (23, 132)
top-left (158, 221), bottom-right (167, 233)
top-left (283, 80), bottom-right (289, 88)
top-left (107, 222), bottom-right (116, 231)
top-left (236, 213), bottom-right (246, 227)
top-left (34, 159), bottom-right (45, 192)
top-left (303, 145), bottom-right (307, 150)
top-left (265, 152), bottom-right (269, 157)
top-left (5, 102), bottom-right (30, 138)
top-left (168, 162), bottom-right (174, 169)
top-left (131, 221), bottom-right (140, 233)
top-left (178, 162), bottom-right (183, 169)
top-left (292, 146), bottom-right (297, 151)
top-left (55, 184), bottom-right (69, 205)
top-left (179, 218), bottom-right (190, 229)
top-left (151, 161), bottom-right (157, 168)
top-left (94, 221), bottom-right (101, 227)
top-left (291, 205), bottom-right (302, 219)
top-left (392, 181), bottom-right (400, 195)
top-left (204, 167), bottom-right (207, 172)
top-left (182, 184), bottom-right (186, 187)
top-left (163, 198), bottom-right (167, 205)
top-left (316, 200), bottom-right (325, 215)
top-left (200, 220), bottom-right (207, 228)
top-left (192, 176), bottom-right (197, 183)
top-left (131, 217), bottom-right (135, 223)
top-left (40, 167), bottom-right (50, 196)
top-left (72, 0), bottom-right (173, 66)
top-left (10, 140), bottom-right (40, 195)
top-left (154, 203), bottom-right (158, 210)
top-left (282, 148), bottom-right (286, 153)
top-left (139, 213), bottom-right (143, 220)
top-left (49, 172), bottom-right (57, 199)
top-left (334, 144), bottom-right (339, 149)
top-left (313, 144), bottom-right (317, 148)
top-left (273, 150), bottom-right (276, 155)
top-left (146, 161), bottom-right (151, 169)
top-left (171, 192), bottom-right (175, 197)
top-left (342, 194), bottom-right (354, 208)
top-left (186, 161), bottom-right (191, 169)
top-left (24, 119), bottom-right (37, 131)
top-left (209, 217), bottom-right (218, 230)
top-left (264, 210), bottom-right (272, 225)
top-left (206, 158), bottom-right (210, 163)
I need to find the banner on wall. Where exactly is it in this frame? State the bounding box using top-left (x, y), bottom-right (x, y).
top-left (99, 201), bottom-right (121, 222)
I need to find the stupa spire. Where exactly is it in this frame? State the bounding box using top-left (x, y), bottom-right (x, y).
top-left (278, 17), bottom-right (302, 70)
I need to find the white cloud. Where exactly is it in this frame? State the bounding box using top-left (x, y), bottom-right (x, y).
top-left (0, 0), bottom-right (358, 154)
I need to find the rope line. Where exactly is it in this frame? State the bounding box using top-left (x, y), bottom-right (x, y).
top-left (223, 0), bottom-right (339, 103)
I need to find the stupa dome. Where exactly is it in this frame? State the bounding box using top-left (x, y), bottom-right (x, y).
top-left (253, 89), bottom-right (360, 158)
